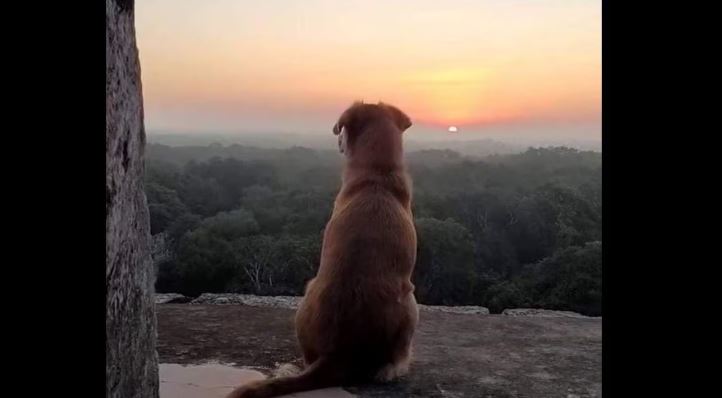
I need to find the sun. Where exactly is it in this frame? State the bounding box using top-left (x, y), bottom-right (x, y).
top-left (448, 126), bottom-right (458, 133)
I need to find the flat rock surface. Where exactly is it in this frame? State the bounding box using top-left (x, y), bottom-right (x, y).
top-left (501, 308), bottom-right (596, 318)
top-left (159, 363), bottom-right (352, 398)
top-left (188, 293), bottom-right (493, 315)
top-left (157, 304), bottom-right (601, 397)
top-left (156, 293), bottom-right (193, 304)
top-left (191, 293), bottom-right (302, 308)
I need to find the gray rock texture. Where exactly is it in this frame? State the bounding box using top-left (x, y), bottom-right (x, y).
top-left (190, 293), bottom-right (302, 308)
top-left (157, 304), bottom-right (602, 397)
top-left (502, 308), bottom-right (598, 319)
top-left (170, 294), bottom-right (606, 319)
top-left (106, 0), bottom-right (159, 397)
top-left (187, 293), bottom-right (493, 315)
top-left (156, 294), bottom-right (193, 304)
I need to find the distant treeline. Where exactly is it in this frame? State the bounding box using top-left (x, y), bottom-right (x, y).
top-left (145, 143), bottom-right (602, 316)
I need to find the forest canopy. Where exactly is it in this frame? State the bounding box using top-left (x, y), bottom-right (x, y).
top-left (145, 143), bottom-right (601, 316)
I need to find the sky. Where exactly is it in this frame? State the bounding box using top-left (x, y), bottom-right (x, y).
top-left (136, 0), bottom-right (600, 141)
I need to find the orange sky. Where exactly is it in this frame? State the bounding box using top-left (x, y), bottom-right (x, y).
top-left (136, 0), bottom-right (600, 138)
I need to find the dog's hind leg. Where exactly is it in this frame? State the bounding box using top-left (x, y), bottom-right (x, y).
top-left (374, 294), bottom-right (418, 382)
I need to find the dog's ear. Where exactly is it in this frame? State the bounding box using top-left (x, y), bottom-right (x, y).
top-left (381, 103), bottom-right (412, 133)
top-left (333, 101), bottom-right (365, 136)
top-left (332, 119), bottom-right (343, 135)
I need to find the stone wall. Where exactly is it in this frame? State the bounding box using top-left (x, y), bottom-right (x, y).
top-left (106, 0), bottom-right (159, 396)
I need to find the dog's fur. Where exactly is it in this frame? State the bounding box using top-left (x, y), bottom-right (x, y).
top-left (227, 102), bottom-right (418, 398)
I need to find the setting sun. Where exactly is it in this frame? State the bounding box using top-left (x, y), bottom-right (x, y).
top-left (136, 0), bottom-right (600, 139)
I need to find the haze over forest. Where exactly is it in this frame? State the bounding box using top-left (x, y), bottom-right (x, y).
top-left (139, 1), bottom-right (602, 316)
top-left (147, 131), bottom-right (602, 156)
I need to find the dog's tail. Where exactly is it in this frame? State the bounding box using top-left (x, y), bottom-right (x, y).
top-left (226, 356), bottom-right (344, 398)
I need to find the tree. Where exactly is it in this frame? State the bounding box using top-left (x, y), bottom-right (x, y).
top-left (145, 182), bottom-right (188, 234)
top-left (196, 209), bottom-right (259, 239)
top-left (176, 171), bottom-right (227, 216)
top-left (232, 235), bottom-right (279, 294)
top-left (414, 218), bottom-right (477, 305)
top-left (165, 213), bottom-right (202, 246)
top-left (226, 234), bottom-right (322, 295)
top-left (519, 241), bottom-right (602, 316)
top-left (238, 185), bottom-right (291, 234)
top-left (531, 183), bottom-right (601, 248)
top-left (143, 143), bottom-right (602, 314)
top-left (484, 281), bottom-right (529, 314)
top-left (170, 210), bottom-right (260, 296)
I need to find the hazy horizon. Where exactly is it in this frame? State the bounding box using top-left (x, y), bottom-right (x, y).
top-left (137, 0), bottom-right (600, 142)
top-left (146, 129), bottom-right (602, 154)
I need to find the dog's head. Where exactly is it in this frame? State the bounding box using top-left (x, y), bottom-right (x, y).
top-left (332, 101), bottom-right (412, 154)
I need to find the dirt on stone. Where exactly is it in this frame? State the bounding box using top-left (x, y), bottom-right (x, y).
top-left (157, 304), bottom-right (601, 398)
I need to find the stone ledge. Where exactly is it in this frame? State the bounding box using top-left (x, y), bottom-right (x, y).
top-left (159, 362), bottom-right (353, 398)
top-left (157, 304), bottom-right (602, 397)
top-left (502, 308), bottom-right (599, 319)
top-left (156, 293), bottom-right (194, 304)
top-left (161, 293), bottom-right (597, 318)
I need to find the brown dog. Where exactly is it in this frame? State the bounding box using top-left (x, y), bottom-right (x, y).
top-left (227, 102), bottom-right (418, 398)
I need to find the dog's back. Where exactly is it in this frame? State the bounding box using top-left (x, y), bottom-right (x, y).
top-left (301, 166), bottom-right (417, 371)
top-left (227, 102), bottom-right (417, 398)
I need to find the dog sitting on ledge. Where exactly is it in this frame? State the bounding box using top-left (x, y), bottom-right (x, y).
top-left (227, 101), bottom-right (419, 398)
